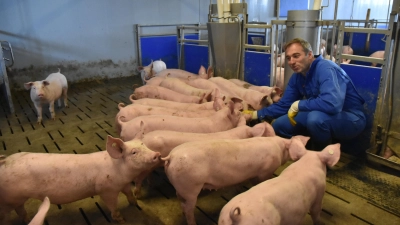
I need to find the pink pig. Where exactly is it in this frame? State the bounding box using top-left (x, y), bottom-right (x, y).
top-left (115, 102), bottom-right (216, 134)
top-left (23, 69), bottom-right (68, 124)
top-left (0, 136), bottom-right (160, 224)
top-left (131, 122), bottom-right (276, 197)
top-left (161, 135), bottom-right (309, 225)
top-left (369, 50), bottom-right (385, 67)
top-left (118, 100), bottom-right (246, 141)
top-left (132, 85), bottom-right (206, 103)
top-left (218, 136), bottom-right (340, 225)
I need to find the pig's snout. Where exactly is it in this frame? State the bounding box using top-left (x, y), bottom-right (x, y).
top-left (152, 152), bottom-right (161, 162)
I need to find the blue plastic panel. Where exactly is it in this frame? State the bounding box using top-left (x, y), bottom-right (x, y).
top-left (183, 44), bottom-right (209, 74)
top-left (340, 64), bottom-right (382, 153)
top-left (140, 35), bottom-right (179, 68)
top-left (244, 51), bottom-right (271, 86)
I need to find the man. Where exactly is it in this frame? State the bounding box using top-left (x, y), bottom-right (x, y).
top-left (245, 38), bottom-right (366, 150)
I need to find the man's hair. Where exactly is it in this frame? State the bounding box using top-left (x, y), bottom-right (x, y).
top-left (284, 38), bottom-right (313, 54)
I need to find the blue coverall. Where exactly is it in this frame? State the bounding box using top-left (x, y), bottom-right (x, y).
top-left (257, 55), bottom-right (366, 144)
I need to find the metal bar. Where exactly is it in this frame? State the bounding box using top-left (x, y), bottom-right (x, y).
top-left (341, 54), bottom-right (385, 64)
top-left (176, 25), bottom-right (208, 30)
top-left (135, 24), bottom-right (142, 66)
top-left (0, 47), bottom-right (14, 114)
top-left (179, 39), bottom-right (209, 44)
top-left (136, 23), bottom-right (199, 28)
top-left (244, 24), bottom-right (272, 29)
top-left (343, 27), bottom-right (391, 34)
top-left (243, 44), bottom-right (271, 51)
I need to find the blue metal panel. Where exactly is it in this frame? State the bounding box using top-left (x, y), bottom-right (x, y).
top-left (183, 44), bottom-right (209, 74)
top-left (340, 64), bottom-right (382, 154)
top-left (140, 35), bottom-right (179, 68)
top-left (244, 51), bottom-right (271, 86)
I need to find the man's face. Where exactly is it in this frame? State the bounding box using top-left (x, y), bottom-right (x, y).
top-left (285, 43), bottom-right (314, 75)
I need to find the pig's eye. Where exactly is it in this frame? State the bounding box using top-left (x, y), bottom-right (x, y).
top-left (132, 151), bottom-right (137, 155)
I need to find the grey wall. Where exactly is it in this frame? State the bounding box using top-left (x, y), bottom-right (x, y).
top-left (0, 0), bottom-right (391, 90)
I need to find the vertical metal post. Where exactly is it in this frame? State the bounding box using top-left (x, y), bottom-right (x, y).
top-left (0, 47), bottom-right (14, 114)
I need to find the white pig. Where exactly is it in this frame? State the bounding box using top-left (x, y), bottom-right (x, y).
top-left (138, 59), bottom-right (167, 84)
top-left (0, 136), bottom-right (161, 224)
top-left (162, 135), bottom-right (309, 225)
top-left (23, 69), bottom-right (68, 124)
top-left (218, 136), bottom-right (341, 225)
top-left (28, 197), bottom-right (50, 225)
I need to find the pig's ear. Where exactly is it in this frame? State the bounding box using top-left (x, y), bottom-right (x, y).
top-left (288, 138), bottom-right (307, 161)
top-left (230, 97), bottom-right (245, 111)
top-left (42, 80), bottom-right (50, 86)
top-left (257, 122), bottom-right (275, 137)
top-left (260, 95), bottom-right (272, 107)
top-left (295, 135), bottom-right (310, 146)
top-left (137, 66), bottom-right (144, 72)
top-left (319, 143), bottom-right (341, 167)
top-left (250, 123), bottom-right (266, 137)
top-left (106, 135), bottom-right (124, 159)
top-left (24, 82), bottom-right (33, 90)
top-left (207, 66), bottom-right (214, 79)
top-left (198, 65), bottom-right (206, 75)
top-left (227, 100), bottom-right (235, 113)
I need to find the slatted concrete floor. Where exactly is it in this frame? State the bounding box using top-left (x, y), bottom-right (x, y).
top-left (0, 76), bottom-right (399, 225)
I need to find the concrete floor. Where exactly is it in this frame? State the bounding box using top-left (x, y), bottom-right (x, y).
top-left (0, 76), bottom-right (399, 225)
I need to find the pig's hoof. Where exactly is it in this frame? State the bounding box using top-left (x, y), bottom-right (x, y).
top-left (111, 211), bottom-right (125, 223)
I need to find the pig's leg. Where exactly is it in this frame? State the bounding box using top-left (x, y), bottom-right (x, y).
top-left (15, 204), bottom-right (29, 223)
top-left (100, 192), bottom-right (125, 223)
top-left (63, 87), bottom-right (69, 107)
top-left (49, 101), bottom-right (56, 120)
top-left (309, 190), bottom-right (325, 225)
top-left (176, 190), bottom-right (200, 225)
top-left (133, 169), bottom-right (153, 198)
top-left (34, 103), bottom-right (43, 124)
top-left (121, 183), bottom-right (137, 205)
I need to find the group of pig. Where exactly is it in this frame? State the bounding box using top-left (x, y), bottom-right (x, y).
top-left (114, 61), bottom-right (340, 225)
top-left (0, 62), bottom-right (340, 225)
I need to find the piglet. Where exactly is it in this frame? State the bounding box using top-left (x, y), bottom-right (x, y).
top-left (0, 136), bottom-right (160, 224)
top-left (369, 50), bottom-right (385, 67)
top-left (161, 135), bottom-right (309, 225)
top-left (218, 136), bottom-right (341, 225)
top-left (24, 69), bottom-right (68, 124)
top-left (28, 197), bottom-right (50, 225)
top-left (138, 59), bottom-right (166, 84)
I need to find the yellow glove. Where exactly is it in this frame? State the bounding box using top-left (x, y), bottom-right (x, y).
top-left (242, 110), bottom-right (258, 120)
top-left (288, 100), bottom-right (300, 126)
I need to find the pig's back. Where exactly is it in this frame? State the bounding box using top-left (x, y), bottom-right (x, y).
top-left (0, 152), bottom-right (108, 201)
top-left (46, 72), bottom-right (68, 88)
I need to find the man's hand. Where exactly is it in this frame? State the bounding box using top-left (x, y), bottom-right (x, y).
top-left (242, 110), bottom-right (257, 121)
top-left (288, 100), bottom-right (300, 126)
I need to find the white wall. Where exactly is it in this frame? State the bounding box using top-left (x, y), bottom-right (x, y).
top-left (0, 0), bottom-right (392, 89)
top-left (0, 0), bottom-right (210, 88)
